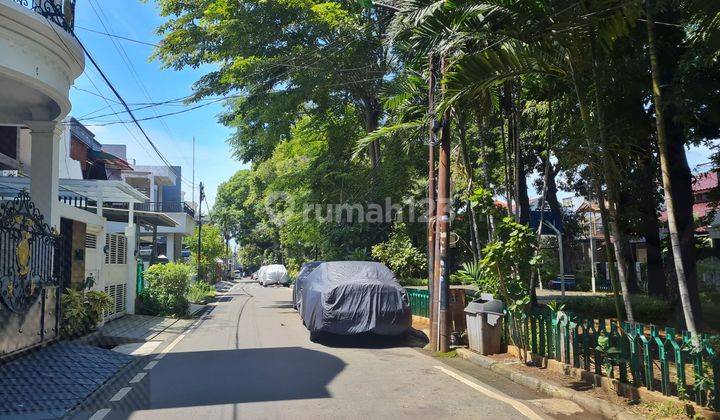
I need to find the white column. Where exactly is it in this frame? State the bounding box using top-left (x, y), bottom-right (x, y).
top-left (25, 121), bottom-right (61, 229)
top-left (96, 186), bottom-right (106, 287)
top-left (166, 234), bottom-right (175, 261)
top-left (149, 176), bottom-right (156, 203)
top-left (125, 222), bottom-right (137, 314)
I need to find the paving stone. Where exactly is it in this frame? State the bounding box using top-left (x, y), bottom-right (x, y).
top-left (0, 342), bottom-right (133, 419)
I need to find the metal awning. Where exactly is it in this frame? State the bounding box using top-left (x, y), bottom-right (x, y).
top-left (85, 207), bottom-right (178, 227)
top-left (58, 179), bottom-right (148, 203)
top-left (0, 176), bottom-right (148, 203)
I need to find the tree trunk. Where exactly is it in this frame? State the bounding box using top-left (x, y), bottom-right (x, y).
top-left (364, 98), bottom-right (382, 169)
top-left (567, 55), bottom-right (624, 321)
top-left (589, 41), bottom-right (635, 322)
top-left (459, 114), bottom-right (482, 260)
top-left (475, 109), bottom-right (496, 238)
top-left (646, 3), bottom-right (701, 337)
top-left (636, 147), bottom-right (666, 297)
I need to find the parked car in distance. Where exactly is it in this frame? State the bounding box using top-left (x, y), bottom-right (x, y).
top-left (232, 269), bottom-right (243, 279)
top-left (292, 261), bottom-right (323, 310)
top-left (298, 261), bottom-right (411, 341)
top-left (259, 264), bottom-right (289, 287)
top-left (253, 265), bottom-right (268, 283)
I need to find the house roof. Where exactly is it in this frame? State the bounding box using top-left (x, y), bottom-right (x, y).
top-left (694, 171), bottom-right (718, 193)
top-left (68, 118), bottom-right (102, 151)
top-left (87, 149), bottom-right (133, 171)
top-left (660, 201), bottom-right (718, 223)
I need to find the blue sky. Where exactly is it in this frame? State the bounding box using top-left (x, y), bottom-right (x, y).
top-left (69, 0), bottom-right (246, 207)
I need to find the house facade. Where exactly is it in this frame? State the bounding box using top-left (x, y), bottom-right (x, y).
top-left (0, 0), bottom-right (86, 356)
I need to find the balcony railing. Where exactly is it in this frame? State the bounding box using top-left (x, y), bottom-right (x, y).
top-left (13, 0), bottom-right (75, 33)
top-left (97, 201), bottom-right (196, 218)
top-left (135, 201), bottom-right (196, 218)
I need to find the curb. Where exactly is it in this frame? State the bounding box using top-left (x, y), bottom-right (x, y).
top-left (455, 348), bottom-right (642, 420)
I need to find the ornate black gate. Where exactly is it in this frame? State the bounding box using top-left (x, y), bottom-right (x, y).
top-left (0, 191), bottom-right (61, 357)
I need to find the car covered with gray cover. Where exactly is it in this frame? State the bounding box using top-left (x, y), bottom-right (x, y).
top-left (293, 261), bottom-right (323, 310)
top-left (298, 261), bottom-right (411, 337)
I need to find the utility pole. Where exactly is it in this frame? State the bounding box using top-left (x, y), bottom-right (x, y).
top-left (197, 182), bottom-right (205, 281)
top-left (435, 56), bottom-right (452, 353)
top-left (427, 54), bottom-right (438, 350)
top-left (192, 136), bottom-right (196, 207)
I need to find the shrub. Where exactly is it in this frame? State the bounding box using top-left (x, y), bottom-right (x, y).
top-left (452, 261), bottom-right (482, 285)
top-left (560, 295), bottom-right (670, 324)
top-left (188, 281), bottom-right (215, 304)
top-left (399, 277), bottom-right (428, 287)
top-left (140, 262), bottom-right (191, 317)
top-left (371, 223), bottom-right (426, 279)
top-left (61, 289), bottom-right (113, 337)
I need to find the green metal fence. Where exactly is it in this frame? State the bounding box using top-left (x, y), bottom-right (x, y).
top-left (503, 307), bottom-right (720, 411)
top-left (407, 289), bottom-right (429, 318)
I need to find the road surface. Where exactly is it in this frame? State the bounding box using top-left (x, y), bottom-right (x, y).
top-left (74, 279), bottom-right (602, 419)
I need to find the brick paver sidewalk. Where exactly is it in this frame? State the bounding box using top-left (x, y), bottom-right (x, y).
top-left (0, 342), bottom-right (133, 418)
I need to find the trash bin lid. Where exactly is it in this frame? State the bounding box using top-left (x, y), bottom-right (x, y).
top-left (464, 295), bottom-right (504, 315)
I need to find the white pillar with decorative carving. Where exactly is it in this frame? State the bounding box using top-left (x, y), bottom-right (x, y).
top-left (25, 120), bottom-right (61, 229)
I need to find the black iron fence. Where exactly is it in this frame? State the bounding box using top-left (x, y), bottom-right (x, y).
top-left (12, 0), bottom-right (75, 33)
top-left (0, 190), bottom-right (61, 357)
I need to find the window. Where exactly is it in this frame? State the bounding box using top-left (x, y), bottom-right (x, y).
top-left (85, 233), bottom-right (97, 249)
top-left (104, 233), bottom-right (127, 265)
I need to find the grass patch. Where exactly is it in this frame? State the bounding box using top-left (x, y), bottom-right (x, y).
top-left (638, 401), bottom-right (690, 419)
top-left (433, 349), bottom-right (458, 358)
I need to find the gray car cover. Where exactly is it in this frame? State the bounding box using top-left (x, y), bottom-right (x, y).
top-left (293, 261), bottom-right (323, 310)
top-left (299, 261), bottom-right (411, 336)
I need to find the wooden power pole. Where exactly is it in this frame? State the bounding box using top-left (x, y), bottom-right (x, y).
top-left (427, 55), bottom-right (438, 350)
top-left (435, 57), bottom-right (452, 353)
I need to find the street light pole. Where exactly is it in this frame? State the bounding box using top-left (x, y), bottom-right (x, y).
top-left (197, 182), bottom-right (204, 281)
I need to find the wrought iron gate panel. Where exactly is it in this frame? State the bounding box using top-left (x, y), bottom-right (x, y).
top-left (0, 191), bottom-right (60, 357)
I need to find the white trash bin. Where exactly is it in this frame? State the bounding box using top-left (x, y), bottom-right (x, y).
top-left (465, 294), bottom-right (504, 355)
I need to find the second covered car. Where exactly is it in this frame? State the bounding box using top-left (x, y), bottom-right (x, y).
top-left (259, 264), bottom-right (290, 287)
top-left (298, 261), bottom-right (411, 339)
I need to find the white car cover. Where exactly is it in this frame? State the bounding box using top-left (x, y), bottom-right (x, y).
top-left (260, 264), bottom-right (289, 286)
top-left (256, 266), bottom-right (269, 283)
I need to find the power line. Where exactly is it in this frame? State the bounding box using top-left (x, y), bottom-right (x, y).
top-left (87, 0), bottom-right (194, 188)
top-left (74, 25), bottom-right (159, 47)
top-left (44, 19), bottom-right (168, 171)
top-left (72, 34), bottom-right (183, 182)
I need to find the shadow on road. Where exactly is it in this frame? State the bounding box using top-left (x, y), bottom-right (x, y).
top-left (315, 332), bottom-right (424, 349)
top-left (106, 347), bottom-right (345, 414)
top-left (262, 300), bottom-right (295, 309)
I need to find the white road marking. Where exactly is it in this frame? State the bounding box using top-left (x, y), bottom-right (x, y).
top-left (89, 408), bottom-right (111, 420)
top-left (144, 361), bottom-right (158, 370)
top-left (129, 372), bottom-right (147, 384)
top-left (109, 387), bottom-right (132, 402)
top-left (434, 365), bottom-right (544, 420)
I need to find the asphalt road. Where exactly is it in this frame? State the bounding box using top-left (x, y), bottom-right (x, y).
top-left (74, 279), bottom-right (603, 420)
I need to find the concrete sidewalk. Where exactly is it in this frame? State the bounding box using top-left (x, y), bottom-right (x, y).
top-left (97, 315), bottom-right (194, 345)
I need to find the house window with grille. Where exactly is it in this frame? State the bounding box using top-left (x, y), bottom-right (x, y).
top-left (104, 233), bottom-right (127, 265)
top-left (103, 283), bottom-right (127, 318)
top-left (85, 233), bottom-right (97, 249)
